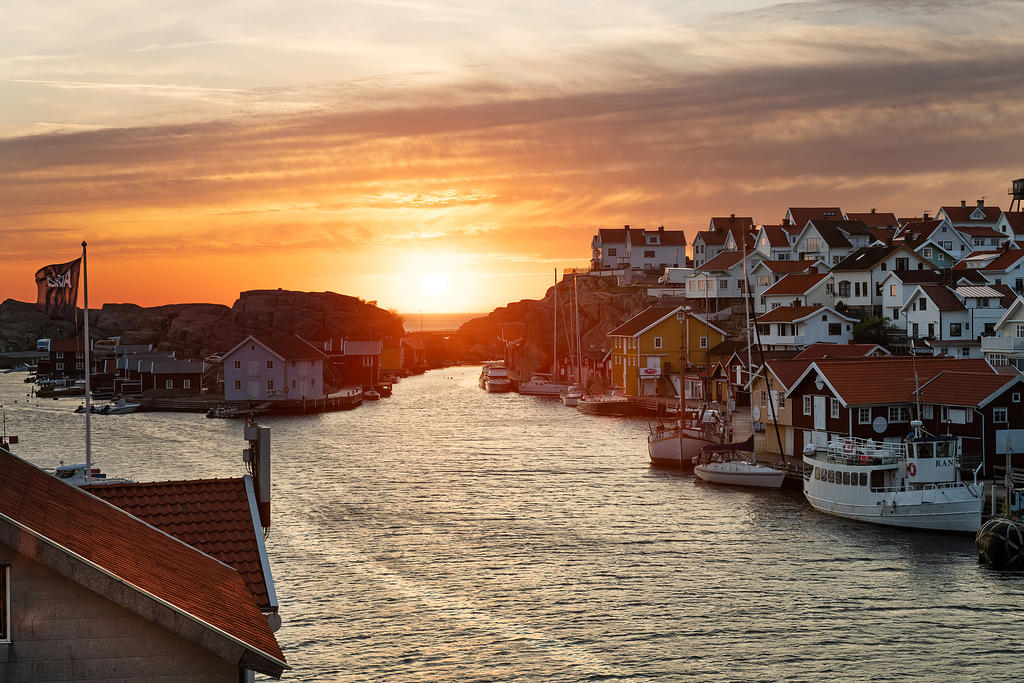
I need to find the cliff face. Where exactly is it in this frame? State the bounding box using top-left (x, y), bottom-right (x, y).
top-left (0, 290), bottom-right (405, 357)
top-left (452, 276), bottom-right (656, 374)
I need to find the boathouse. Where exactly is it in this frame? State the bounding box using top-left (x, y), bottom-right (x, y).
top-left (221, 334), bottom-right (328, 401)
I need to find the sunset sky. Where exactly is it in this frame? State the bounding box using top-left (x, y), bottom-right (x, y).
top-left (3, 1), bottom-right (1024, 313)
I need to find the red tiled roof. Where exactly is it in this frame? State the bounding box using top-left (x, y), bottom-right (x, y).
top-left (762, 272), bottom-right (829, 297)
top-left (0, 452), bottom-right (286, 670)
top-left (649, 228), bottom-right (687, 246)
top-left (1003, 212), bottom-right (1024, 232)
top-left (795, 343), bottom-right (889, 360)
top-left (260, 334), bottom-right (328, 361)
top-left (697, 250), bottom-right (745, 271)
top-left (915, 371), bottom-right (1021, 407)
top-left (695, 229), bottom-right (728, 246)
top-left (916, 285), bottom-right (965, 311)
top-left (85, 478), bottom-right (273, 610)
top-left (608, 305), bottom-right (680, 337)
top-left (760, 259), bottom-right (819, 274)
top-left (804, 357), bottom-right (997, 405)
top-left (940, 204), bottom-right (1002, 223)
top-left (760, 358), bottom-right (817, 389)
top-left (787, 207), bottom-right (843, 226)
top-left (598, 228), bottom-right (628, 243)
top-left (895, 219), bottom-right (943, 242)
top-left (954, 225), bottom-right (1005, 238)
top-left (869, 227), bottom-right (897, 242)
top-left (762, 225), bottom-right (791, 247)
top-left (978, 248), bottom-right (1024, 272)
top-left (831, 244), bottom-right (906, 271)
top-left (846, 211), bottom-right (899, 228)
top-left (891, 269), bottom-right (943, 284)
top-left (755, 305), bottom-right (828, 323)
top-left (710, 216), bottom-right (754, 230)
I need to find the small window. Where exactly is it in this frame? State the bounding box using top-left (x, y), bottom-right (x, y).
top-left (250, 345), bottom-right (255, 351)
top-left (950, 323), bottom-right (962, 337)
top-left (777, 393), bottom-right (785, 410)
top-left (828, 323), bottom-right (841, 335)
top-left (75, 362), bottom-right (83, 370)
top-left (292, 379), bottom-right (297, 389)
top-left (699, 336), bottom-right (708, 349)
top-left (859, 472), bottom-right (868, 486)
top-left (363, 357), bottom-right (373, 367)
top-left (234, 360), bottom-right (241, 369)
top-left (56, 362), bottom-right (64, 370)
top-left (234, 380), bottom-right (241, 390)
top-left (165, 379), bottom-right (173, 389)
top-left (292, 361), bottom-right (296, 368)
top-left (803, 395), bottom-right (812, 416)
top-left (994, 407), bottom-right (1008, 424)
top-left (654, 337), bottom-right (663, 349)
top-left (183, 379), bottom-right (191, 390)
top-left (830, 398), bottom-right (839, 419)
top-left (1013, 393), bottom-right (1021, 403)
top-left (843, 472), bottom-right (850, 485)
top-left (56, 352), bottom-right (64, 359)
top-left (827, 470), bottom-right (835, 483)
top-left (921, 405), bottom-right (934, 419)
top-left (761, 391), bottom-right (767, 407)
top-left (266, 360), bottom-right (273, 369)
top-left (888, 406), bottom-right (908, 423)
top-left (858, 407), bottom-right (871, 425)
top-left (311, 377), bottom-right (316, 386)
top-left (814, 467), bottom-right (821, 480)
top-left (267, 379), bottom-right (275, 391)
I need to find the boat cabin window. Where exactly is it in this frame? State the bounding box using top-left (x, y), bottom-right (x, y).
top-left (843, 472), bottom-right (850, 485)
top-left (814, 467), bottom-right (821, 480)
top-left (859, 473), bottom-right (867, 486)
top-left (827, 470), bottom-right (835, 483)
top-left (57, 469), bottom-right (76, 479)
top-left (914, 442), bottom-right (935, 459)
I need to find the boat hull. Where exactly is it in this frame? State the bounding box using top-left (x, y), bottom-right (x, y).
top-left (648, 429), bottom-right (713, 466)
top-left (518, 383), bottom-right (568, 396)
top-left (695, 461), bottom-right (785, 488)
top-left (802, 456), bottom-right (982, 533)
top-left (577, 399), bottom-right (634, 416)
top-left (560, 395), bottom-right (580, 407)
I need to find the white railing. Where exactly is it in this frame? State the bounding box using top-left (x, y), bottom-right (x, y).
top-left (981, 336), bottom-right (1024, 352)
top-left (806, 435), bottom-right (907, 464)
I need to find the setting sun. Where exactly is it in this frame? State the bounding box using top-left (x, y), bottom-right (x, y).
top-left (422, 272), bottom-right (449, 296)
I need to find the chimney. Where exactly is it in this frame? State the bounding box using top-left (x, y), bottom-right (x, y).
top-left (730, 213), bottom-right (736, 219)
top-left (923, 212), bottom-right (930, 220)
top-left (658, 225), bottom-right (664, 232)
top-left (808, 266), bottom-right (817, 274)
top-left (978, 199), bottom-right (985, 208)
top-left (961, 200), bottom-right (967, 208)
top-left (871, 208), bottom-right (877, 214)
top-left (624, 224), bottom-right (629, 229)
top-left (792, 298), bottom-right (801, 307)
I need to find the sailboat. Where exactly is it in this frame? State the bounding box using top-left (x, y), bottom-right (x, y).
top-left (520, 268), bottom-right (571, 396)
top-left (694, 240), bottom-right (785, 488)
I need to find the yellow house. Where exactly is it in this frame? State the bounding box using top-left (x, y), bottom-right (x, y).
top-left (608, 305), bottom-right (726, 397)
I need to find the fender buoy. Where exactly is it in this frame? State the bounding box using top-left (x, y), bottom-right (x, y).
top-left (907, 462), bottom-right (917, 476)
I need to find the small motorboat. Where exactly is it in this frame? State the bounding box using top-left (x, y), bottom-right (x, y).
top-left (48, 462), bottom-right (133, 486)
top-left (560, 386), bottom-right (582, 407)
top-left (364, 389), bottom-right (381, 401)
top-left (105, 398), bottom-right (141, 415)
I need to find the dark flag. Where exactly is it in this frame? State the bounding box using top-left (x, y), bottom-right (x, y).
top-left (34, 258), bottom-right (81, 319)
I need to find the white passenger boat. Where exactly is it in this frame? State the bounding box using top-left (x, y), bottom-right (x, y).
top-left (802, 422), bottom-right (983, 533)
top-left (518, 373), bottom-right (569, 396)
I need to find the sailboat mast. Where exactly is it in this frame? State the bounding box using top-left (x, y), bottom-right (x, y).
top-left (574, 273), bottom-right (582, 387)
top-left (552, 268), bottom-right (558, 378)
top-left (82, 241), bottom-right (92, 484)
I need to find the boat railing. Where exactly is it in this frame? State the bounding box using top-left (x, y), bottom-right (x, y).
top-left (868, 481), bottom-right (969, 494)
top-left (807, 436), bottom-right (906, 465)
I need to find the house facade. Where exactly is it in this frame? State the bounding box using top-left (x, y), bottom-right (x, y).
top-left (982, 295), bottom-right (1024, 371)
top-left (591, 225), bottom-right (687, 271)
top-left (829, 244), bottom-right (929, 318)
top-left (607, 305), bottom-right (726, 397)
top-left (222, 335), bottom-right (327, 401)
top-left (760, 271), bottom-right (833, 314)
top-left (901, 285), bottom-right (1005, 357)
top-left (790, 219), bottom-right (872, 266)
top-left (754, 305), bottom-right (858, 349)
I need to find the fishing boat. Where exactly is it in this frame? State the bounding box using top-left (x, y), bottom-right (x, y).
top-left (801, 422), bottom-right (983, 532)
top-left (480, 363), bottom-right (513, 393)
top-left (560, 385), bottom-right (582, 407)
top-left (648, 409), bottom-right (720, 467)
top-left (577, 389), bottom-right (634, 416)
top-left (518, 373), bottom-right (568, 396)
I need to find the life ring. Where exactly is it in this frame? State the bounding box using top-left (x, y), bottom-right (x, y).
top-left (907, 462), bottom-right (917, 476)
top-left (843, 439), bottom-right (854, 455)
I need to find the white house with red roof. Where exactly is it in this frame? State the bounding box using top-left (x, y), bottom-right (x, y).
top-left (590, 225), bottom-right (687, 271)
top-left (750, 259), bottom-right (824, 309)
top-left (790, 219), bottom-right (873, 266)
top-left (753, 224), bottom-right (798, 261)
top-left (994, 211), bottom-right (1024, 243)
top-left (879, 269), bottom-right (946, 326)
top-left (936, 199), bottom-right (1003, 233)
top-left (900, 284), bottom-right (1006, 357)
top-left (759, 271), bottom-right (833, 314)
top-left (896, 218), bottom-right (966, 268)
top-left (222, 334), bottom-right (328, 401)
top-left (783, 207), bottom-right (843, 226)
top-left (982, 295), bottom-right (1024, 371)
top-left (754, 305), bottom-right (858, 349)
top-left (844, 209), bottom-right (899, 228)
top-left (829, 244), bottom-right (929, 317)
top-left (688, 250), bottom-right (761, 299)
top-left (954, 245), bottom-right (1024, 293)
top-left (0, 447), bottom-right (288, 680)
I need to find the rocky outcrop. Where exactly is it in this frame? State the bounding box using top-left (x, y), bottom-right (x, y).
top-left (0, 290), bottom-right (405, 357)
top-left (452, 276), bottom-right (657, 374)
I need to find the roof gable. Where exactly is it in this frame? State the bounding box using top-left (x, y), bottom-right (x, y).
top-left (762, 272), bottom-right (830, 297)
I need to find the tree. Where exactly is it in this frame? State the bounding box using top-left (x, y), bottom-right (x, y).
top-left (853, 317), bottom-right (893, 346)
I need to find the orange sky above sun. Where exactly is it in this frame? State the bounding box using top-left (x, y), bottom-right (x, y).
top-left (3, 2), bottom-right (1024, 312)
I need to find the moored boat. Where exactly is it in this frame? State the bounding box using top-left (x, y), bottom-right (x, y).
top-left (577, 389), bottom-right (634, 416)
top-left (364, 389), bottom-right (381, 401)
top-left (802, 423), bottom-right (983, 533)
top-left (480, 363), bottom-right (513, 393)
top-left (518, 373), bottom-right (569, 396)
top-left (648, 409), bottom-right (720, 466)
top-left (560, 385), bottom-right (582, 407)
top-left (48, 462), bottom-right (132, 486)
top-left (694, 452), bottom-right (785, 488)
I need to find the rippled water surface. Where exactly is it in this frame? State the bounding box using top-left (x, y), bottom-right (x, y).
top-left (3, 367), bottom-right (1024, 681)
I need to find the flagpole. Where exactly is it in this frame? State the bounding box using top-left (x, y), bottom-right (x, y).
top-left (82, 241), bottom-right (92, 484)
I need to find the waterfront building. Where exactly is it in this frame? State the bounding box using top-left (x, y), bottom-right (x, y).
top-left (222, 334), bottom-right (327, 401)
top-left (137, 358), bottom-right (205, 395)
top-left (982, 295), bottom-right (1024, 372)
top-left (40, 337), bottom-right (84, 379)
top-left (607, 305), bottom-right (726, 397)
top-left (754, 305), bottom-right (859, 349)
top-left (0, 448), bottom-right (287, 680)
top-left (747, 358), bottom-right (816, 460)
top-left (784, 357), bottom-right (1024, 476)
top-left (328, 339), bottom-right (383, 388)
